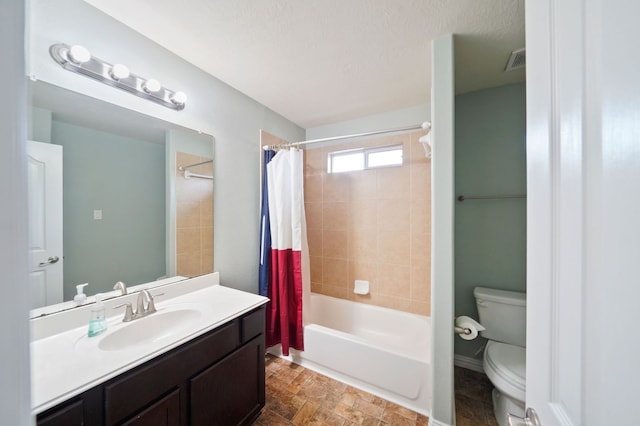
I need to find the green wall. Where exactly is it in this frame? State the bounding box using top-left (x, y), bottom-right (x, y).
top-left (454, 83), bottom-right (527, 359)
top-left (52, 121), bottom-right (166, 299)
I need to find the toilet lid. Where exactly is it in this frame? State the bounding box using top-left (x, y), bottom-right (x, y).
top-left (484, 341), bottom-right (526, 400)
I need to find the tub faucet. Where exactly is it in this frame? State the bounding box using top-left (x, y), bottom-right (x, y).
top-left (113, 281), bottom-right (128, 296)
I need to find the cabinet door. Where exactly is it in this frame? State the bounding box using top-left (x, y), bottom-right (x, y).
top-left (37, 387), bottom-right (103, 426)
top-left (121, 389), bottom-right (180, 426)
top-left (190, 337), bottom-right (265, 426)
top-left (37, 399), bottom-right (84, 426)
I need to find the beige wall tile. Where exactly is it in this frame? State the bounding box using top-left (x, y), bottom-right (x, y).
top-left (377, 263), bottom-right (411, 298)
top-left (201, 249), bottom-right (213, 274)
top-left (348, 261), bottom-right (377, 287)
top-left (348, 230), bottom-right (377, 262)
top-left (322, 258), bottom-right (349, 288)
top-left (377, 231), bottom-right (410, 266)
top-left (409, 301), bottom-right (430, 316)
top-left (304, 174), bottom-right (323, 203)
top-left (303, 132), bottom-right (432, 316)
top-left (304, 148), bottom-right (325, 176)
top-left (410, 163), bottom-right (431, 201)
top-left (322, 285), bottom-right (348, 300)
top-left (307, 227), bottom-right (323, 258)
top-left (409, 130), bottom-right (431, 164)
top-left (310, 282), bottom-right (323, 293)
top-left (201, 227), bottom-right (213, 251)
top-left (410, 232), bottom-right (430, 263)
top-left (310, 256), bottom-right (323, 284)
top-left (377, 202), bottom-right (410, 233)
top-left (410, 197), bottom-right (431, 235)
top-left (410, 263), bottom-right (430, 300)
top-left (177, 252), bottom-right (200, 277)
top-left (323, 173), bottom-right (350, 202)
top-left (177, 228), bottom-right (200, 255)
top-left (200, 192), bottom-right (213, 227)
top-left (376, 167), bottom-right (410, 199)
top-left (305, 202), bottom-right (323, 229)
top-left (349, 199), bottom-right (377, 230)
top-left (378, 296), bottom-right (412, 312)
top-left (323, 202), bottom-right (349, 230)
top-left (177, 201), bottom-right (200, 229)
top-left (176, 152), bottom-right (214, 278)
top-left (323, 230), bottom-right (348, 259)
top-left (350, 169), bottom-right (377, 199)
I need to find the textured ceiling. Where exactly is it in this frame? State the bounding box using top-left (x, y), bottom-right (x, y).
top-left (83, 0), bottom-right (525, 128)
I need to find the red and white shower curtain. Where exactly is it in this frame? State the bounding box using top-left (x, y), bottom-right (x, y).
top-left (264, 149), bottom-right (307, 355)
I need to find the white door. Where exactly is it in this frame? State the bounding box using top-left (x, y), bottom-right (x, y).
top-left (525, 0), bottom-right (640, 425)
top-left (27, 140), bottom-right (63, 309)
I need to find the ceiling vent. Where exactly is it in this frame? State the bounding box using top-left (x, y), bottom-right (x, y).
top-left (505, 48), bottom-right (526, 72)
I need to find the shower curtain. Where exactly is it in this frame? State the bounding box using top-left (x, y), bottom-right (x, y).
top-left (260, 148), bottom-right (306, 355)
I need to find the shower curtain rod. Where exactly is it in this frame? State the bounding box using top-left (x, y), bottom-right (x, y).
top-left (262, 121), bottom-right (431, 151)
top-left (183, 170), bottom-right (213, 180)
top-left (178, 159), bottom-right (213, 171)
top-left (457, 194), bottom-right (526, 201)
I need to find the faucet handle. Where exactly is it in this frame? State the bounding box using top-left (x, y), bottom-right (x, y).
top-left (146, 292), bottom-right (164, 314)
top-left (113, 303), bottom-right (134, 322)
top-left (113, 281), bottom-right (128, 295)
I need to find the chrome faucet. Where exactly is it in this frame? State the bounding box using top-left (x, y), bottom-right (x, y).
top-left (114, 289), bottom-right (163, 322)
top-left (113, 281), bottom-right (128, 295)
top-left (136, 289), bottom-right (157, 316)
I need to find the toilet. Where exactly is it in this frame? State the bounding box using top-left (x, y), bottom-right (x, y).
top-left (473, 287), bottom-right (526, 426)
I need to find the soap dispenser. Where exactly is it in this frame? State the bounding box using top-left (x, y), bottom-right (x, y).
top-left (88, 293), bottom-right (108, 337)
top-left (74, 283), bottom-right (88, 305)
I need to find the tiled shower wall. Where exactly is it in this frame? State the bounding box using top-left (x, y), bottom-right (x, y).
top-left (176, 152), bottom-right (214, 277)
top-left (305, 130), bottom-right (431, 316)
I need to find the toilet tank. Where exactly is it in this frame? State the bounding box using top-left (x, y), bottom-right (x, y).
top-left (474, 287), bottom-right (526, 347)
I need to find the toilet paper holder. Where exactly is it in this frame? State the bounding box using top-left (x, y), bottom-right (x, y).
top-left (453, 316), bottom-right (485, 340)
top-left (454, 326), bottom-right (473, 336)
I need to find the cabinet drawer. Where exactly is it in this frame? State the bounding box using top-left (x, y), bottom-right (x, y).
top-left (105, 321), bottom-right (239, 425)
top-left (241, 307), bottom-right (265, 343)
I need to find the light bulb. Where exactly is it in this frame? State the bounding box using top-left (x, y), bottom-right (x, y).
top-left (170, 91), bottom-right (187, 106)
top-left (143, 78), bottom-right (162, 93)
top-left (68, 45), bottom-right (91, 64)
top-left (110, 64), bottom-right (130, 80)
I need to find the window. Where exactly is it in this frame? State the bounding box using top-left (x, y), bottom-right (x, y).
top-left (328, 145), bottom-right (403, 173)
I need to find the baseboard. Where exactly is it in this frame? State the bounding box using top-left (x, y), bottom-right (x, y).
top-left (454, 354), bottom-right (485, 373)
top-left (429, 418), bottom-right (453, 426)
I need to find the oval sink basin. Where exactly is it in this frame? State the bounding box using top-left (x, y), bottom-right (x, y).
top-left (97, 308), bottom-right (202, 351)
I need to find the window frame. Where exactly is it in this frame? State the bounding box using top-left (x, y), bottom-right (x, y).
top-left (327, 144), bottom-right (403, 174)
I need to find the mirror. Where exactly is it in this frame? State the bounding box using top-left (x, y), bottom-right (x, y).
top-left (28, 80), bottom-right (214, 317)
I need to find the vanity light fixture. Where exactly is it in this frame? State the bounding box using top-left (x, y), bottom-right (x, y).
top-left (109, 63), bottom-right (130, 80)
top-left (68, 45), bottom-right (91, 64)
top-left (170, 91), bottom-right (188, 106)
top-left (50, 43), bottom-right (187, 110)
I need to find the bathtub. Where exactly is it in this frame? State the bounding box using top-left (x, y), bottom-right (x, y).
top-left (268, 293), bottom-right (431, 415)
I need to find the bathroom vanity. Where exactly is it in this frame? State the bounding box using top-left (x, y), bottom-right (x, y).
top-left (31, 273), bottom-right (268, 426)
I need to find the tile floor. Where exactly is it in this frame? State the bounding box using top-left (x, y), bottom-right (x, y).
top-left (255, 355), bottom-right (498, 426)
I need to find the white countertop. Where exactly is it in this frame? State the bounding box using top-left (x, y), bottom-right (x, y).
top-left (30, 273), bottom-right (268, 415)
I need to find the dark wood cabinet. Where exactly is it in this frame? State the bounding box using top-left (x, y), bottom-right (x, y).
top-left (36, 306), bottom-right (265, 426)
top-left (190, 336), bottom-right (264, 425)
top-left (121, 389), bottom-right (180, 426)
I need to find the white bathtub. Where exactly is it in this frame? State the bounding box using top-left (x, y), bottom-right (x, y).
top-left (268, 293), bottom-right (431, 415)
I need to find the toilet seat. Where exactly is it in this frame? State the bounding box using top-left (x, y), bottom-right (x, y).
top-left (483, 340), bottom-right (526, 402)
